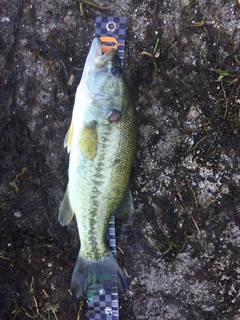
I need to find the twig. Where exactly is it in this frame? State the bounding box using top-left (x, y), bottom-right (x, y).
top-left (207, 127), bottom-right (220, 153)
top-left (220, 79), bottom-right (229, 119)
top-left (81, 0), bottom-right (114, 12)
top-left (77, 300), bottom-right (84, 320)
top-left (190, 215), bottom-right (201, 234)
top-left (12, 167), bottom-right (27, 193)
top-left (50, 305), bottom-right (58, 320)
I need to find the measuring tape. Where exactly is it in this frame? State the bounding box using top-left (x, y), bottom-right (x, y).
top-left (87, 16), bottom-right (127, 320)
top-left (87, 217), bottom-right (119, 320)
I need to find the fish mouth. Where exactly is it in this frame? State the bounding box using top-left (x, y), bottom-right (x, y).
top-left (86, 38), bottom-right (117, 69)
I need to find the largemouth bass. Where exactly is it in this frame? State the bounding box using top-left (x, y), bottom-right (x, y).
top-left (58, 38), bottom-right (137, 298)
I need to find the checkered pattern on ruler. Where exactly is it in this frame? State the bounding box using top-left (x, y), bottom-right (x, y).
top-left (88, 286), bottom-right (119, 320)
top-left (107, 216), bottom-right (117, 256)
top-left (95, 16), bottom-right (127, 65)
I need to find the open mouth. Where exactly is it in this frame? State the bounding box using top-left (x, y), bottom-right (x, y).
top-left (86, 38), bottom-right (117, 68)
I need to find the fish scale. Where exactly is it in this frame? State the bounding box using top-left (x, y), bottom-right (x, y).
top-left (73, 106), bottom-right (136, 260)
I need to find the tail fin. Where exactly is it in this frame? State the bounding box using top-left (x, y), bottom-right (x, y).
top-left (70, 251), bottom-right (128, 298)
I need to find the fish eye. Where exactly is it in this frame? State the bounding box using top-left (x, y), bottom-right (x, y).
top-left (111, 66), bottom-right (122, 77)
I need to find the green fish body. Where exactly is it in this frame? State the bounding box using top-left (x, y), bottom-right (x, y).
top-left (59, 38), bottom-right (137, 298)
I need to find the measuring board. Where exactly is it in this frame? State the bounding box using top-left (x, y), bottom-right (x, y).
top-left (87, 216), bottom-right (119, 320)
top-left (87, 16), bottom-right (127, 320)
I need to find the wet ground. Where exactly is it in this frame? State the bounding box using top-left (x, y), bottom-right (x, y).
top-left (1, 0), bottom-right (240, 319)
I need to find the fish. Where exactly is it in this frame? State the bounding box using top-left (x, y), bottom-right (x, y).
top-left (58, 37), bottom-right (137, 298)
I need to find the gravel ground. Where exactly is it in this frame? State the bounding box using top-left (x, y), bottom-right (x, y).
top-left (1, 0), bottom-right (240, 319)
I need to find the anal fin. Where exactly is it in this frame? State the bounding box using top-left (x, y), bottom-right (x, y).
top-left (114, 185), bottom-right (134, 219)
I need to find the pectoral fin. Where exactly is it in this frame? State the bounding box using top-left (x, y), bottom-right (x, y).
top-left (64, 122), bottom-right (74, 153)
top-left (114, 186), bottom-right (134, 219)
top-left (58, 187), bottom-right (75, 226)
top-left (79, 124), bottom-right (98, 160)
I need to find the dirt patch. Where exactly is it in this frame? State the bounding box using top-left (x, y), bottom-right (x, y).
top-left (1, 0), bottom-right (240, 319)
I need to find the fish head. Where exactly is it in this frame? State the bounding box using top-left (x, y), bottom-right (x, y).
top-left (80, 38), bottom-right (130, 124)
